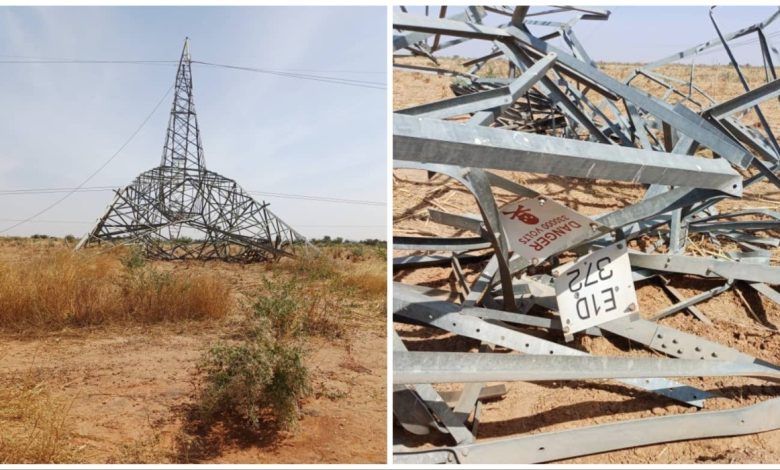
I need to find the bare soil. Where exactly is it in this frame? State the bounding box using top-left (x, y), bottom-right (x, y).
top-left (393, 57), bottom-right (780, 463)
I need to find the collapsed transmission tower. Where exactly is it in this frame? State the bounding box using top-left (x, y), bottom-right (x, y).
top-left (392, 5), bottom-right (780, 464)
top-left (77, 38), bottom-right (306, 262)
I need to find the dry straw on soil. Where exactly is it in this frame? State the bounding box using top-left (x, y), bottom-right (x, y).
top-left (0, 378), bottom-right (77, 464)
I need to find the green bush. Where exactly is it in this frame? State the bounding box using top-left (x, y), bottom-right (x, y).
top-left (252, 278), bottom-right (344, 340)
top-left (121, 246), bottom-right (146, 270)
top-left (196, 339), bottom-right (309, 430)
top-left (252, 278), bottom-right (304, 340)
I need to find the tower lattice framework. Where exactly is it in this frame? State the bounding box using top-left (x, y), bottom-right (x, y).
top-left (77, 39), bottom-right (306, 262)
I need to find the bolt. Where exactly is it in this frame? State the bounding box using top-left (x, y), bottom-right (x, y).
top-left (590, 223), bottom-right (599, 231)
top-left (461, 448), bottom-right (469, 457)
top-left (563, 326), bottom-right (570, 333)
top-left (574, 292), bottom-right (580, 299)
top-left (538, 197), bottom-right (546, 205)
top-left (532, 257), bottom-right (539, 265)
top-left (617, 243), bottom-right (624, 250)
top-left (552, 269), bottom-right (560, 277)
top-left (628, 302), bottom-right (637, 312)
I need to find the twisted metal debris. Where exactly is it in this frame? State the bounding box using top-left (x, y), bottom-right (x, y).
top-left (393, 6), bottom-right (780, 463)
top-left (77, 39), bottom-right (306, 262)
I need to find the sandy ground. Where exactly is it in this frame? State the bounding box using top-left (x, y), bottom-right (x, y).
top-left (393, 57), bottom-right (780, 463)
top-left (0, 243), bottom-right (386, 464)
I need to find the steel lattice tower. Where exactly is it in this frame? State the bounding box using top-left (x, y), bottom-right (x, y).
top-left (77, 39), bottom-right (307, 262)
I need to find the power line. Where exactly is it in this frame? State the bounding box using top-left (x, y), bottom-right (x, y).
top-left (0, 59), bottom-right (176, 65)
top-left (0, 57), bottom-right (386, 89)
top-left (0, 54), bottom-right (384, 73)
top-left (0, 84), bottom-right (174, 235)
top-left (0, 186), bottom-right (115, 194)
top-left (248, 190), bottom-right (385, 206)
top-left (0, 218), bottom-right (384, 228)
top-left (0, 186), bottom-right (386, 206)
top-left (192, 60), bottom-right (386, 89)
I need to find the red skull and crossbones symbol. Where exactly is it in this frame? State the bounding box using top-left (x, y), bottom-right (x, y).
top-left (502, 204), bottom-right (539, 225)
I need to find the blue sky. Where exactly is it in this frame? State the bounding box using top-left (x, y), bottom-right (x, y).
top-left (398, 6), bottom-right (780, 65)
top-left (0, 6), bottom-right (387, 240)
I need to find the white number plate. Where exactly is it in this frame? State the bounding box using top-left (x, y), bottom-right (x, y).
top-left (499, 196), bottom-right (603, 264)
top-left (553, 242), bottom-right (637, 334)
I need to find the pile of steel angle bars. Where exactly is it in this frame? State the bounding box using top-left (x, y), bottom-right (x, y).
top-left (392, 6), bottom-right (780, 464)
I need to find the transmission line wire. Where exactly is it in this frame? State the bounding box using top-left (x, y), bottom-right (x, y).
top-left (0, 218), bottom-right (384, 228)
top-left (0, 57), bottom-right (386, 89)
top-left (0, 84), bottom-right (174, 234)
top-left (0, 186), bottom-right (385, 206)
top-left (191, 60), bottom-right (386, 89)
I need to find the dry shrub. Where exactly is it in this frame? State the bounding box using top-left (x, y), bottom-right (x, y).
top-left (0, 249), bottom-right (121, 329)
top-left (272, 254), bottom-right (338, 282)
top-left (301, 295), bottom-right (347, 338)
top-left (274, 245), bottom-right (385, 285)
top-left (0, 378), bottom-right (77, 463)
top-left (341, 267), bottom-right (386, 298)
top-left (0, 248), bottom-right (231, 331)
top-left (123, 270), bottom-right (232, 323)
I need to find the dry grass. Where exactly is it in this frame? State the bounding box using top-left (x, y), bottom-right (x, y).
top-left (0, 377), bottom-right (78, 463)
top-left (342, 265), bottom-right (386, 298)
top-left (0, 247), bottom-right (232, 332)
top-left (270, 244), bottom-right (387, 300)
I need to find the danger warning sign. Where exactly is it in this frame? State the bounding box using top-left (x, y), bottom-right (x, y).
top-left (499, 196), bottom-right (604, 263)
